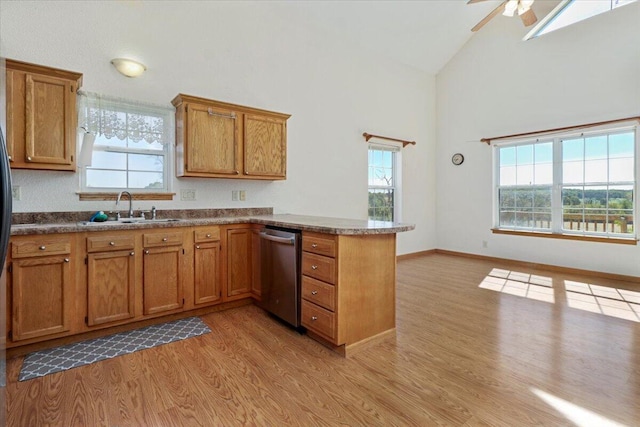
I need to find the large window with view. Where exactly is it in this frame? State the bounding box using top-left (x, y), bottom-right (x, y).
top-left (495, 125), bottom-right (637, 239)
top-left (368, 144), bottom-right (400, 221)
top-left (78, 92), bottom-right (174, 192)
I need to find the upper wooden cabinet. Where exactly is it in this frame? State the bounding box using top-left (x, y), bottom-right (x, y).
top-left (6, 59), bottom-right (83, 171)
top-left (172, 94), bottom-right (290, 180)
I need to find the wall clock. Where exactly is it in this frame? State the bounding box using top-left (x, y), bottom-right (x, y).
top-left (451, 153), bottom-right (464, 166)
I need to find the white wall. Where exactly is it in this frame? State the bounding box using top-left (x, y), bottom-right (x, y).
top-left (436, 2), bottom-right (640, 275)
top-left (0, 1), bottom-right (437, 255)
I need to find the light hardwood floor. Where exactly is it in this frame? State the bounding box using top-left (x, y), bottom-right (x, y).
top-left (6, 253), bottom-right (640, 426)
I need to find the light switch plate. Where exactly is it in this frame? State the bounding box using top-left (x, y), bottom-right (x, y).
top-left (180, 189), bottom-right (196, 201)
top-left (239, 190), bottom-right (246, 201)
top-left (232, 190), bottom-right (239, 201)
top-left (12, 186), bottom-right (21, 201)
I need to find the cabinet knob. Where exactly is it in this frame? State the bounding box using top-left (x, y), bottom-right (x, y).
top-left (311, 290), bottom-right (318, 295)
top-left (311, 265), bottom-right (318, 270)
top-left (144, 250), bottom-right (149, 254)
top-left (196, 245), bottom-right (200, 249)
top-left (311, 243), bottom-right (318, 248)
top-left (109, 241), bottom-right (115, 246)
top-left (311, 316), bottom-right (318, 321)
top-left (39, 245), bottom-right (46, 250)
top-left (27, 156), bottom-right (32, 161)
top-left (64, 258), bottom-right (70, 263)
top-left (130, 252), bottom-right (135, 256)
top-left (7, 155), bottom-right (12, 162)
top-left (206, 234), bottom-right (211, 238)
top-left (162, 237), bottom-right (168, 242)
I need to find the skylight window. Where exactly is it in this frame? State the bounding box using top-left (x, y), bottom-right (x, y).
top-left (525, 0), bottom-right (637, 40)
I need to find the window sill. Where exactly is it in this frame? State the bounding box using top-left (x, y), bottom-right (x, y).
top-left (77, 192), bottom-right (175, 201)
top-left (491, 228), bottom-right (637, 245)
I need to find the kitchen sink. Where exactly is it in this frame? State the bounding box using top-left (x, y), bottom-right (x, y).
top-left (78, 218), bottom-right (182, 226)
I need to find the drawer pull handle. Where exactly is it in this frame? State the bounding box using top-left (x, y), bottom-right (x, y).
top-left (162, 237), bottom-right (168, 242)
top-left (64, 258), bottom-right (70, 263)
top-left (311, 243), bottom-right (318, 248)
top-left (206, 234), bottom-right (211, 238)
top-left (311, 265), bottom-right (318, 270)
top-left (311, 316), bottom-right (318, 321)
top-left (109, 241), bottom-right (115, 246)
top-left (311, 290), bottom-right (318, 295)
top-left (130, 252), bottom-right (135, 256)
top-left (39, 245), bottom-right (46, 250)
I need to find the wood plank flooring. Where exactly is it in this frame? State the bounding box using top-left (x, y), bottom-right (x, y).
top-left (6, 253), bottom-right (640, 426)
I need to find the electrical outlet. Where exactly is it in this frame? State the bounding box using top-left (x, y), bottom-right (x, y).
top-left (180, 189), bottom-right (196, 201)
top-left (11, 186), bottom-right (21, 201)
top-left (239, 190), bottom-right (246, 201)
top-left (232, 190), bottom-right (239, 201)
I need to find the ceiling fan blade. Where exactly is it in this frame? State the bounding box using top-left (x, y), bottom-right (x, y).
top-left (467, 0), bottom-right (492, 4)
top-left (471, 1), bottom-right (508, 32)
top-left (519, 8), bottom-right (538, 27)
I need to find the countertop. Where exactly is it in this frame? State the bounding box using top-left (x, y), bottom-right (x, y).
top-left (10, 212), bottom-right (415, 236)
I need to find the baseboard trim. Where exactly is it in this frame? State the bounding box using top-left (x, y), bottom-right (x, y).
top-left (434, 249), bottom-right (640, 284)
top-left (396, 249), bottom-right (436, 261)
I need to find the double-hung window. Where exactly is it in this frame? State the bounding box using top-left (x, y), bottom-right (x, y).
top-left (78, 91), bottom-right (174, 192)
top-left (495, 124), bottom-right (638, 239)
top-left (368, 144), bottom-right (401, 221)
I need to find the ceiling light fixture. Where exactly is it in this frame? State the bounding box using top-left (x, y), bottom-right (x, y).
top-left (110, 58), bottom-right (146, 78)
top-left (503, 0), bottom-right (519, 17)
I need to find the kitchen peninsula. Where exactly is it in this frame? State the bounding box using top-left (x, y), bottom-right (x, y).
top-left (7, 209), bottom-right (414, 357)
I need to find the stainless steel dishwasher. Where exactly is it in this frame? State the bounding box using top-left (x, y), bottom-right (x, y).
top-left (259, 226), bottom-right (302, 328)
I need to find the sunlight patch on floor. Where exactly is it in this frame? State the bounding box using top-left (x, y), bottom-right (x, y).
top-left (531, 388), bottom-right (628, 427)
top-left (564, 280), bottom-right (640, 323)
top-left (479, 269), bottom-right (554, 303)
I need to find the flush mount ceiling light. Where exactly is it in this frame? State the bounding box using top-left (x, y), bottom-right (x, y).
top-left (110, 58), bottom-right (146, 78)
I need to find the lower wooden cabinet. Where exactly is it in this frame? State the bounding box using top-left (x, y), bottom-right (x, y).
top-left (194, 241), bottom-right (221, 305)
top-left (87, 250), bottom-right (135, 326)
top-left (251, 226), bottom-right (263, 300)
top-left (8, 234), bottom-right (74, 342)
top-left (143, 245), bottom-right (184, 316)
top-left (225, 227), bottom-right (252, 299)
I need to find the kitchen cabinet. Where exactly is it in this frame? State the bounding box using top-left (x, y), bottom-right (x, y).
top-left (193, 227), bottom-right (222, 306)
top-left (250, 225), bottom-right (263, 300)
top-left (172, 94), bottom-right (290, 180)
top-left (142, 231), bottom-right (184, 315)
top-left (301, 231), bottom-right (397, 353)
top-left (5, 59), bottom-right (83, 171)
top-left (224, 226), bottom-right (252, 300)
top-left (86, 234), bottom-right (135, 326)
top-left (8, 235), bottom-right (74, 342)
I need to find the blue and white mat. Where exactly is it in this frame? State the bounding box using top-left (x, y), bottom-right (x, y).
top-left (19, 317), bottom-right (211, 381)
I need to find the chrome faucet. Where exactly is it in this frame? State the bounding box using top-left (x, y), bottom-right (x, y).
top-left (116, 191), bottom-right (134, 218)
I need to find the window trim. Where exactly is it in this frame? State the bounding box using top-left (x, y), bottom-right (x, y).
top-left (492, 125), bottom-right (638, 242)
top-left (368, 143), bottom-right (402, 222)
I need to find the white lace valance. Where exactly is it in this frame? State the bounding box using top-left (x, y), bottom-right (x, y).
top-left (78, 91), bottom-right (175, 146)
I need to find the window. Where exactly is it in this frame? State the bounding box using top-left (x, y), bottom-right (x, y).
top-left (78, 92), bottom-right (174, 192)
top-left (495, 125), bottom-right (637, 239)
top-left (368, 144), bottom-right (400, 221)
top-left (525, 0), bottom-right (637, 40)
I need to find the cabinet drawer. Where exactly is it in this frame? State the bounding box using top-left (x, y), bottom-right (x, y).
top-left (194, 227), bottom-right (221, 243)
top-left (143, 232), bottom-right (183, 247)
top-left (302, 252), bottom-right (336, 284)
top-left (87, 235), bottom-right (135, 253)
top-left (301, 300), bottom-right (336, 341)
top-left (302, 234), bottom-right (336, 258)
top-left (11, 237), bottom-right (71, 258)
top-left (302, 276), bottom-right (335, 311)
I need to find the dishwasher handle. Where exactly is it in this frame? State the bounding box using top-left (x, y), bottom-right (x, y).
top-left (259, 231), bottom-right (295, 245)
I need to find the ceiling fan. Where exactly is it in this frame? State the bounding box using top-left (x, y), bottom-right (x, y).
top-left (469, 0), bottom-right (538, 32)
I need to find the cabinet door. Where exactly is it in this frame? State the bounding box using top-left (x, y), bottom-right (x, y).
top-left (5, 68), bottom-right (16, 163)
top-left (11, 255), bottom-right (72, 341)
top-left (25, 73), bottom-right (75, 167)
top-left (244, 114), bottom-right (286, 178)
top-left (185, 103), bottom-right (239, 175)
top-left (251, 227), bottom-right (262, 300)
top-left (143, 246), bottom-right (183, 315)
top-left (226, 229), bottom-right (252, 298)
top-left (194, 242), bottom-right (222, 306)
top-left (87, 250), bottom-right (135, 326)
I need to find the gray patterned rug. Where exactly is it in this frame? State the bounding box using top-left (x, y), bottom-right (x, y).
top-left (19, 317), bottom-right (211, 381)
